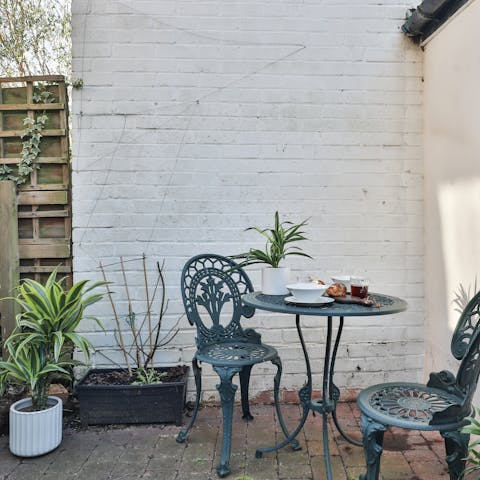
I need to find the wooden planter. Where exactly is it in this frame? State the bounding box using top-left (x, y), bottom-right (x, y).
top-left (76, 367), bottom-right (188, 426)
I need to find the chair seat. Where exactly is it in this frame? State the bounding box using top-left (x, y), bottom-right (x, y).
top-left (197, 342), bottom-right (278, 366)
top-left (357, 382), bottom-right (465, 431)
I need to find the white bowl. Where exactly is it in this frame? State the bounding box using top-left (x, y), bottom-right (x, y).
top-left (286, 283), bottom-right (329, 302)
top-left (331, 275), bottom-right (351, 292)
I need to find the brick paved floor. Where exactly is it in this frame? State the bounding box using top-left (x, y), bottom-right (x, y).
top-left (0, 402), bottom-right (473, 480)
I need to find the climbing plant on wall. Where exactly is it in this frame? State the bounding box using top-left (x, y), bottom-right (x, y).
top-left (0, 86), bottom-right (54, 185)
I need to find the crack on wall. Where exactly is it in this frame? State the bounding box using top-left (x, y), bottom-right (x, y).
top-left (74, 0), bottom-right (307, 261)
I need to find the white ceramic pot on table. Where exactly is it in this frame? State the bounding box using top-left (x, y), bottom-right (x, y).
top-left (261, 267), bottom-right (290, 295)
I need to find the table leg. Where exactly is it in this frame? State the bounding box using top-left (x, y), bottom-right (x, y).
top-left (329, 316), bottom-right (363, 447)
top-left (256, 312), bottom-right (361, 479)
top-left (322, 316), bottom-right (334, 479)
top-left (255, 314), bottom-right (312, 458)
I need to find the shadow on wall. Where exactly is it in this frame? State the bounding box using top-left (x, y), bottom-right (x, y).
top-left (424, 0), bottom-right (480, 383)
top-left (439, 180), bottom-right (480, 332)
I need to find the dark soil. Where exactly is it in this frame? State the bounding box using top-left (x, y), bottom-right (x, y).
top-left (17, 405), bottom-right (38, 413)
top-left (0, 384), bottom-right (28, 433)
top-left (82, 365), bottom-right (188, 386)
top-left (0, 367), bottom-right (191, 433)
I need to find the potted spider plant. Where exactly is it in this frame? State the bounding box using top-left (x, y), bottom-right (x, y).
top-left (76, 256), bottom-right (188, 426)
top-left (232, 211), bottom-right (312, 295)
top-left (0, 271), bottom-right (104, 457)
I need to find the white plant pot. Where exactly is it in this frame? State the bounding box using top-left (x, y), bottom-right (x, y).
top-left (9, 396), bottom-right (62, 457)
top-left (262, 266), bottom-right (290, 295)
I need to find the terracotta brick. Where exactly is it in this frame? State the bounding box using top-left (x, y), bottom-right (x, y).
top-left (0, 402), bottom-right (458, 480)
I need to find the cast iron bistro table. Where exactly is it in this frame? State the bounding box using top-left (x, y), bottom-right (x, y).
top-left (242, 292), bottom-right (408, 480)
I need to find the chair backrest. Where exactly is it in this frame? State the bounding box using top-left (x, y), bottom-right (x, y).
top-left (181, 254), bottom-right (255, 349)
top-left (451, 290), bottom-right (480, 360)
top-left (430, 291), bottom-right (480, 425)
top-left (455, 325), bottom-right (480, 413)
top-left (454, 293), bottom-right (480, 415)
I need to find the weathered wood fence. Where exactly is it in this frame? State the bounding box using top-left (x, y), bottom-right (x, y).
top-left (0, 75), bottom-right (71, 350)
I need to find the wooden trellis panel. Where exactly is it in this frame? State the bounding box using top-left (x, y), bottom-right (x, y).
top-left (0, 75), bottom-right (71, 288)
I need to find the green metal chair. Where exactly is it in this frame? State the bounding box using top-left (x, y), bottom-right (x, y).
top-left (357, 291), bottom-right (480, 480)
top-left (176, 254), bottom-right (289, 477)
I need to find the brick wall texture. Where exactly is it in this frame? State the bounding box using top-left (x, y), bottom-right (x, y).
top-left (71, 0), bottom-right (424, 400)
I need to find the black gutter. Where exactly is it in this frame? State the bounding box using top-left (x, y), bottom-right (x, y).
top-left (402, 0), bottom-right (470, 42)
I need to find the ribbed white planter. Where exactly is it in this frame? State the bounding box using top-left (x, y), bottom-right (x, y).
top-left (9, 396), bottom-right (62, 457)
top-left (261, 266), bottom-right (290, 295)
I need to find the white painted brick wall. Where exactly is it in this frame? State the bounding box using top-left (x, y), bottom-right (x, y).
top-left (71, 0), bottom-right (424, 400)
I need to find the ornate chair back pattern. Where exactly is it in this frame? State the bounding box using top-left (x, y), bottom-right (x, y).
top-left (453, 326), bottom-right (480, 416)
top-left (451, 291), bottom-right (480, 360)
top-left (429, 291), bottom-right (480, 425)
top-left (181, 254), bottom-right (255, 349)
top-left (358, 291), bottom-right (480, 480)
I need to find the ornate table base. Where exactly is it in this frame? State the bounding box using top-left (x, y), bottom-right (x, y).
top-left (255, 315), bottom-right (362, 479)
top-left (242, 292), bottom-right (407, 480)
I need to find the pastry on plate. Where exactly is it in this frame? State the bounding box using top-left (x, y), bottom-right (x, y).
top-left (327, 283), bottom-right (347, 297)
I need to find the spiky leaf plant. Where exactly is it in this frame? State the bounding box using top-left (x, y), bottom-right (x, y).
top-left (0, 271), bottom-right (104, 411)
top-left (232, 211), bottom-right (312, 268)
top-left (462, 409), bottom-right (480, 477)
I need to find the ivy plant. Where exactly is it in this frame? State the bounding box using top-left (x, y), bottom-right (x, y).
top-left (0, 86), bottom-right (54, 185)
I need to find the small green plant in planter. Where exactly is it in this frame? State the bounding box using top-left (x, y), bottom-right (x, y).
top-left (0, 271), bottom-right (104, 457)
top-left (132, 367), bottom-right (168, 385)
top-left (232, 211), bottom-right (312, 294)
top-left (462, 407), bottom-right (480, 477)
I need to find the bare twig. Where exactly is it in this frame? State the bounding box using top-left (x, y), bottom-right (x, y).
top-left (99, 261), bottom-right (131, 374)
top-left (143, 253), bottom-right (154, 367)
top-left (120, 256), bottom-right (141, 368)
top-left (135, 265), bottom-right (162, 340)
top-left (95, 349), bottom-right (127, 370)
top-left (143, 261), bottom-right (179, 369)
top-left (101, 256), bottom-right (180, 375)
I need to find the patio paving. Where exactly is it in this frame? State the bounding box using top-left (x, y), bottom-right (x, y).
top-left (0, 402), bottom-right (467, 480)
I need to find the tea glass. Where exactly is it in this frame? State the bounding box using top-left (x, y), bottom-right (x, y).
top-left (350, 276), bottom-right (369, 298)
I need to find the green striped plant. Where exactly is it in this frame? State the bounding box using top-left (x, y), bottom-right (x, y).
top-left (0, 271), bottom-right (104, 411)
top-left (462, 408), bottom-right (480, 477)
top-left (232, 211), bottom-right (312, 268)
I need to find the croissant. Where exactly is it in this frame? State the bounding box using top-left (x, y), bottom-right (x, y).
top-left (327, 283), bottom-right (347, 297)
top-left (308, 276), bottom-right (325, 285)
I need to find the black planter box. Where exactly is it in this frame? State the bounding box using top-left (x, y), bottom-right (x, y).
top-left (76, 367), bottom-right (188, 426)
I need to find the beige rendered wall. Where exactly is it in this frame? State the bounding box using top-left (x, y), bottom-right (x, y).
top-left (423, 0), bottom-right (480, 391)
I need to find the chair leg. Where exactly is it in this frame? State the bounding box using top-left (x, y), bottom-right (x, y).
top-left (239, 365), bottom-right (254, 421)
top-left (359, 413), bottom-right (387, 480)
top-left (441, 430), bottom-right (470, 480)
top-left (214, 365), bottom-right (242, 478)
top-left (176, 358), bottom-right (202, 443)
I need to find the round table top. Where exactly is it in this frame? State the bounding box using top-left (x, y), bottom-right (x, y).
top-left (242, 292), bottom-right (407, 317)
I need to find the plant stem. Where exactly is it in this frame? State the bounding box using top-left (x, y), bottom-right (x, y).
top-left (120, 257), bottom-right (141, 368)
top-left (100, 261), bottom-right (131, 374)
top-left (144, 261), bottom-right (168, 368)
top-left (142, 253), bottom-right (154, 368)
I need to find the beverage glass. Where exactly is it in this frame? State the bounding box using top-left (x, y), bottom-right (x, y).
top-left (351, 277), bottom-right (368, 298)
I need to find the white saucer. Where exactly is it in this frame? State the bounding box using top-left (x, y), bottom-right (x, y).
top-left (284, 296), bottom-right (335, 306)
